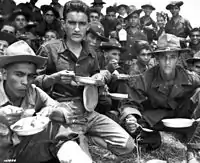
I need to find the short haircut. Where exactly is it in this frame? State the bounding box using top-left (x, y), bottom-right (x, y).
top-left (63, 0), bottom-right (89, 20)
top-left (89, 7), bottom-right (100, 16)
top-left (189, 28), bottom-right (200, 36)
top-left (45, 30), bottom-right (59, 39)
top-left (106, 6), bottom-right (116, 14)
top-left (135, 41), bottom-right (152, 54)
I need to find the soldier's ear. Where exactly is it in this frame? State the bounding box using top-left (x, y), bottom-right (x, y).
top-left (1, 69), bottom-right (7, 81)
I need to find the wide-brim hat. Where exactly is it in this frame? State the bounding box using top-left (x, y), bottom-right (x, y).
top-left (166, 1), bottom-right (184, 10)
top-left (141, 4), bottom-right (155, 10)
top-left (117, 4), bottom-right (129, 10)
top-left (125, 7), bottom-right (142, 20)
top-left (100, 38), bottom-right (126, 52)
top-left (0, 32), bottom-right (17, 45)
top-left (186, 51), bottom-right (200, 64)
top-left (91, 0), bottom-right (106, 5)
top-left (87, 21), bottom-right (108, 42)
top-left (83, 85), bottom-right (98, 112)
top-left (0, 40), bottom-right (46, 69)
top-left (153, 34), bottom-right (190, 55)
top-left (41, 5), bottom-right (60, 18)
top-left (9, 9), bottom-right (31, 22)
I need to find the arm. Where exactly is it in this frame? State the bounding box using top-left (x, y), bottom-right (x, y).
top-left (35, 44), bottom-right (73, 91)
top-left (31, 84), bottom-right (59, 116)
top-left (185, 19), bottom-right (193, 37)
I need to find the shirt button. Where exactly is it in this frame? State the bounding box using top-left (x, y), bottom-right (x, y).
top-left (76, 63), bottom-right (80, 67)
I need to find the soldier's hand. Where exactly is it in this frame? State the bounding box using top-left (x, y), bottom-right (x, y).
top-left (0, 105), bottom-right (24, 125)
top-left (50, 70), bottom-right (75, 85)
top-left (125, 115), bottom-right (138, 134)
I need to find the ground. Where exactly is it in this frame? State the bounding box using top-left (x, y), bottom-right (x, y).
top-left (89, 132), bottom-right (187, 163)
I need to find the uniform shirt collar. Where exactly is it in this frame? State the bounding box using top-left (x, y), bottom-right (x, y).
top-left (152, 66), bottom-right (191, 88)
top-left (57, 40), bottom-right (95, 58)
top-left (0, 80), bottom-right (10, 106)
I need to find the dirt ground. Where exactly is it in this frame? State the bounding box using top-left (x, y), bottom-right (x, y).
top-left (89, 132), bottom-right (187, 163)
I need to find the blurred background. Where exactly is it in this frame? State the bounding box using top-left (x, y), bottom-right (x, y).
top-left (16, 0), bottom-right (199, 27)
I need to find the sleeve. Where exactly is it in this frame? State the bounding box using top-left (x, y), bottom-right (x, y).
top-left (187, 70), bottom-right (200, 86)
top-left (90, 53), bottom-right (100, 76)
top-left (185, 19), bottom-right (193, 37)
top-left (33, 84), bottom-right (58, 113)
top-left (119, 74), bottom-right (148, 122)
top-left (35, 44), bottom-right (57, 91)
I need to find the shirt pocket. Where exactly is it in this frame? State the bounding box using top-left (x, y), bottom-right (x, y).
top-left (56, 53), bottom-right (74, 71)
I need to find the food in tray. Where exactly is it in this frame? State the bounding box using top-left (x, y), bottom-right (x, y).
top-left (13, 125), bottom-right (23, 130)
top-left (12, 116), bottom-right (47, 131)
top-left (11, 116), bottom-right (50, 136)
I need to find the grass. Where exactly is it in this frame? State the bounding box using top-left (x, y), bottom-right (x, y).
top-left (89, 132), bottom-right (187, 163)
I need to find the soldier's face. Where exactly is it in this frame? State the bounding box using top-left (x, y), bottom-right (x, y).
top-left (118, 6), bottom-right (127, 16)
top-left (158, 51), bottom-right (179, 75)
top-left (14, 15), bottom-right (27, 30)
top-left (137, 49), bottom-right (152, 65)
top-left (0, 40), bottom-right (8, 56)
top-left (44, 31), bottom-right (57, 42)
top-left (128, 13), bottom-right (140, 27)
top-left (106, 12), bottom-right (116, 21)
top-left (157, 16), bottom-right (166, 28)
top-left (89, 12), bottom-right (100, 22)
top-left (190, 31), bottom-right (200, 45)
top-left (3, 63), bottom-right (37, 99)
top-left (104, 49), bottom-right (120, 64)
top-left (170, 6), bottom-right (180, 17)
top-left (64, 11), bottom-right (88, 43)
top-left (45, 10), bottom-right (55, 24)
top-left (86, 32), bottom-right (101, 47)
top-left (1, 25), bottom-right (15, 35)
top-left (143, 7), bottom-right (153, 16)
top-left (192, 61), bottom-right (200, 75)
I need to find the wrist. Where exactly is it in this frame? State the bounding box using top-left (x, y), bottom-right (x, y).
top-left (49, 73), bottom-right (60, 84)
top-left (42, 74), bottom-right (59, 89)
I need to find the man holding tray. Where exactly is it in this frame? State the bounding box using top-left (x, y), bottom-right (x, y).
top-left (36, 0), bottom-right (135, 160)
top-left (0, 40), bottom-right (93, 163)
top-left (124, 33), bottom-right (200, 162)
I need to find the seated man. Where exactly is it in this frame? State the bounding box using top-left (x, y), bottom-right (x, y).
top-left (36, 0), bottom-right (135, 159)
top-left (124, 34), bottom-right (200, 162)
top-left (89, 7), bottom-right (101, 22)
top-left (1, 22), bottom-right (16, 35)
top-left (0, 40), bottom-right (91, 163)
top-left (85, 20), bottom-right (108, 69)
top-left (189, 28), bottom-right (200, 56)
top-left (0, 31), bottom-right (17, 56)
top-left (99, 39), bottom-right (141, 123)
top-left (186, 51), bottom-right (200, 75)
top-left (129, 40), bottom-right (155, 75)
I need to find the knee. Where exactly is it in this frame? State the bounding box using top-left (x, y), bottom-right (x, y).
top-left (108, 136), bottom-right (135, 156)
top-left (122, 136), bottom-right (136, 155)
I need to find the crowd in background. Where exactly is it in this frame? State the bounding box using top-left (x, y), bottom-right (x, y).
top-left (2, 0), bottom-right (200, 163)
